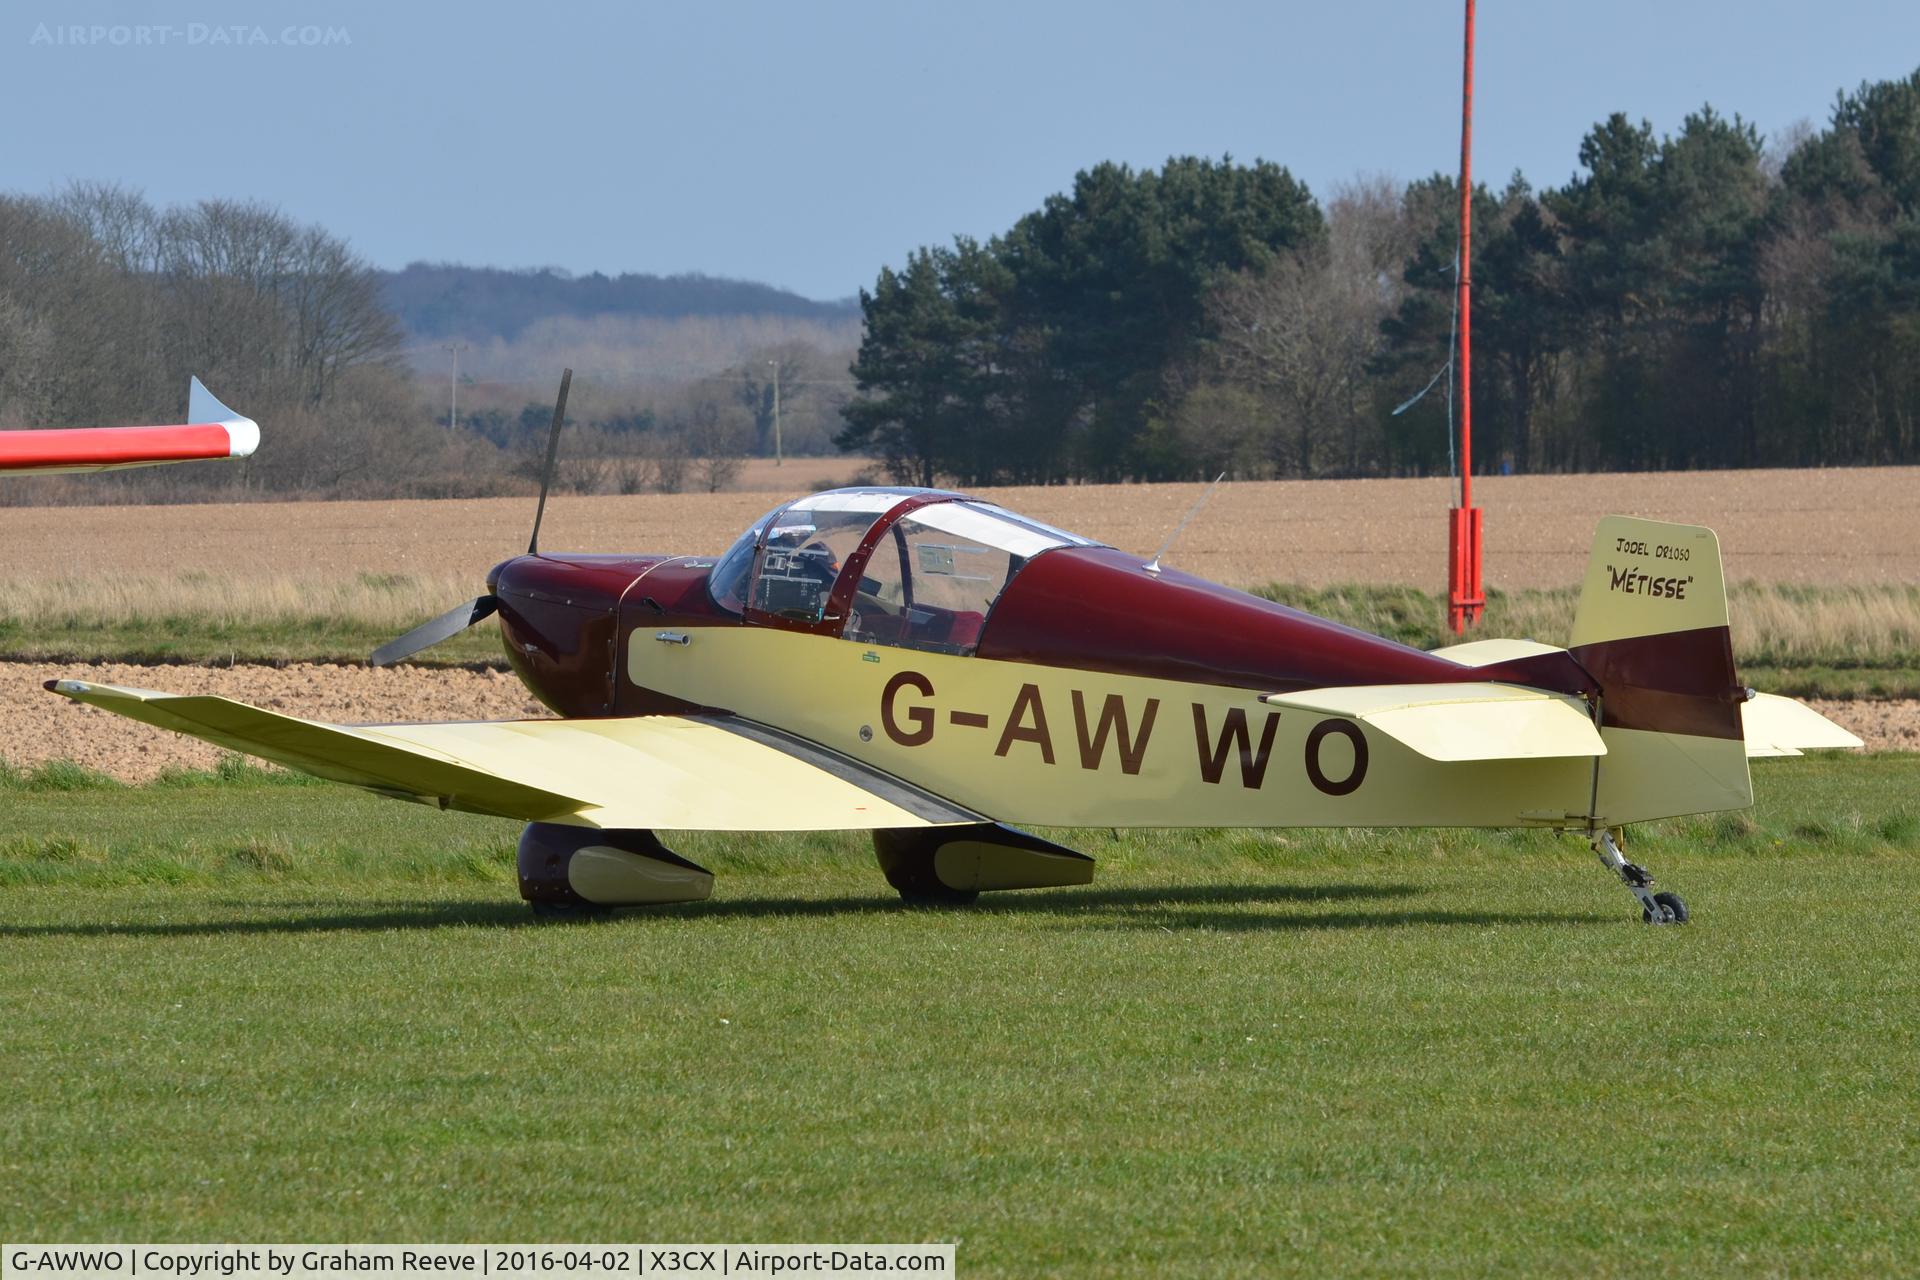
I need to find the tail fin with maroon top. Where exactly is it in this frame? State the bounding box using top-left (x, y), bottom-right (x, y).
top-left (1566, 516), bottom-right (1856, 826)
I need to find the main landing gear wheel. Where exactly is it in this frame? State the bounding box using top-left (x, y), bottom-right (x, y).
top-left (530, 900), bottom-right (614, 921)
top-left (1591, 828), bottom-right (1689, 925)
top-left (873, 829), bottom-right (979, 906)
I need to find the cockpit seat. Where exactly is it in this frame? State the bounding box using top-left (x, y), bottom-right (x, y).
top-left (943, 609), bottom-right (985, 651)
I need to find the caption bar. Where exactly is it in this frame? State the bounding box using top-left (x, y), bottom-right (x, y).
top-left (3, 1247), bottom-right (952, 1279)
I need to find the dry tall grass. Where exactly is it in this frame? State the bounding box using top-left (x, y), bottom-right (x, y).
top-left (1476, 584), bottom-right (1920, 667)
top-left (1725, 584), bottom-right (1920, 667)
top-left (0, 572), bottom-right (478, 634)
top-left (5, 572), bottom-right (1915, 671)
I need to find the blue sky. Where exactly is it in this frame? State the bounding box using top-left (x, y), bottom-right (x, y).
top-left (7, 0), bottom-right (1919, 300)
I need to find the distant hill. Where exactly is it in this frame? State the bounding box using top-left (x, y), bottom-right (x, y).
top-left (381, 263), bottom-right (860, 342)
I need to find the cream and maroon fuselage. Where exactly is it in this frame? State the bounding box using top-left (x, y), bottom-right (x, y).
top-left (486, 509), bottom-right (1747, 833)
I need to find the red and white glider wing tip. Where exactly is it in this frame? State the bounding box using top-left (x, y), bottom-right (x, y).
top-left (187, 376), bottom-right (260, 459)
top-left (0, 376), bottom-right (259, 475)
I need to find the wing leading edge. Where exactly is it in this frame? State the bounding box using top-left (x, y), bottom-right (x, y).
top-left (46, 680), bottom-right (980, 832)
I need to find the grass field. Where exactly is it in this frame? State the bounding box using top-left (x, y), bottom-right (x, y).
top-left (2, 754), bottom-right (1917, 1274)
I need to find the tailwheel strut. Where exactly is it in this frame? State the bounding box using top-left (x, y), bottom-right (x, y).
top-left (1590, 828), bottom-right (1688, 925)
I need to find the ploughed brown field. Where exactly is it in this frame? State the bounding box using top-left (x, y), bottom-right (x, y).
top-left (3, 466), bottom-right (1916, 779)
top-left (4, 465), bottom-right (1916, 588)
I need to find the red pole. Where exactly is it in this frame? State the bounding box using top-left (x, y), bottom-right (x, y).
top-left (1447, 0), bottom-right (1484, 634)
top-left (1458, 0), bottom-right (1473, 517)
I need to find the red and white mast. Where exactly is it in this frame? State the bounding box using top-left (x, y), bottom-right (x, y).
top-left (1446, 0), bottom-right (1485, 634)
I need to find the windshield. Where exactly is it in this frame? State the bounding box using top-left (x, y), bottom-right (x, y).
top-left (708, 489), bottom-right (906, 621)
top-left (707, 489), bottom-right (1105, 631)
top-left (753, 494), bottom-right (894, 622)
top-left (706, 511), bottom-right (772, 616)
top-left (845, 499), bottom-right (1103, 655)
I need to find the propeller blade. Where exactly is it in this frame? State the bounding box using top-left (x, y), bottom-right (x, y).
top-left (527, 367), bottom-right (573, 556)
top-left (370, 595), bottom-right (500, 667)
top-left (375, 368), bottom-right (569, 667)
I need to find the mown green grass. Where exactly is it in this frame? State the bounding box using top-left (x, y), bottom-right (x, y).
top-left (1, 754), bottom-right (1917, 1274)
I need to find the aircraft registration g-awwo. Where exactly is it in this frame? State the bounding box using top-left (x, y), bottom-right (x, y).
top-left (46, 377), bottom-right (1858, 924)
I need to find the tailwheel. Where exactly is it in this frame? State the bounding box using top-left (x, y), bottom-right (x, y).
top-left (1591, 827), bottom-right (1689, 925)
top-left (1642, 891), bottom-right (1689, 925)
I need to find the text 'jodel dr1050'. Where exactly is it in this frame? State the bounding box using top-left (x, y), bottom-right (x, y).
top-left (37, 376), bottom-right (1861, 925)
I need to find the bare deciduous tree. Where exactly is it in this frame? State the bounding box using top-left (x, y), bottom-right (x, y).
top-left (650, 443), bottom-right (690, 495)
top-left (53, 181), bottom-right (160, 273)
top-left (0, 187), bottom-right (421, 500)
top-left (1203, 177), bottom-right (1408, 475)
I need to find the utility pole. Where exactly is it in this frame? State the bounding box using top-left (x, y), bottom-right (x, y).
top-left (767, 358), bottom-right (783, 466)
top-left (444, 343), bottom-right (468, 432)
top-left (1446, 0), bottom-right (1484, 634)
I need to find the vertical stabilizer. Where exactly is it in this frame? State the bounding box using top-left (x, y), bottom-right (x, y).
top-left (1571, 517), bottom-right (1729, 649)
top-left (1568, 517), bottom-right (1750, 824)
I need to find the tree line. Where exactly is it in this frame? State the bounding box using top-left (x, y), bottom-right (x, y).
top-left (0, 186), bottom-right (844, 501)
top-left (0, 183), bottom-right (470, 498)
top-left (9, 67), bottom-right (1918, 502)
top-left (385, 263), bottom-right (856, 342)
top-left (840, 67), bottom-right (1920, 482)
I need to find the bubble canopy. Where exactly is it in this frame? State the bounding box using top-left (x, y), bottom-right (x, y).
top-left (706, 488), bottom-right (1104, 656)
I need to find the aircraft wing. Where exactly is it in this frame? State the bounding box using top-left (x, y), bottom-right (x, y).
top-left (0, 378), bottom-right (258, 475)
top-left (1260, 682), bottom-right (1608, 762)
top-left (46, 680), bottom-right (982, 832)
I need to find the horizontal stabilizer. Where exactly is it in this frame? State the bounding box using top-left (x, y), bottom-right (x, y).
top-left (1430, 637), bottom-right (1566, 667)
top-left (47, 680), bottom-right (978, 832)
top-left (1260, 682), bottom-right (1605, 762)
top-left (1741, 692), bottom-right (1863, 758)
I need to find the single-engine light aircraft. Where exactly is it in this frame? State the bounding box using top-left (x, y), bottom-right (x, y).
top-left (0, 378), bottom-right (258, 475)
top-left (47, 378), bottom-right (1857, 923)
